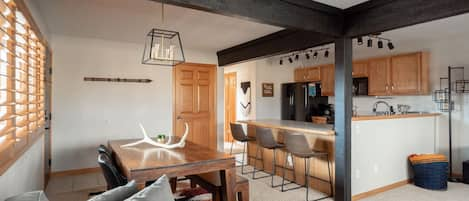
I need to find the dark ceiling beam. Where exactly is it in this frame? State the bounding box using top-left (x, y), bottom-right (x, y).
top-left (344, 0), bottom-right (469, 37)
top-left (149, 0), bottom-right (343, 37)
top-left (216, 30), bottom-right (334, 66)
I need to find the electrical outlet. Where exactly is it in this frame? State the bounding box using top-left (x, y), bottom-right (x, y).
top-left (287, 155), bottom-right (293, 167)
top-left (373, 164), bottom-right (379, 173)
top-left (355, 169), bottom-right (361, 179)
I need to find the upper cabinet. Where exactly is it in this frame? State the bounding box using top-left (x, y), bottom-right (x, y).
top-left (353, 61), bottom-right (368, 78)
top-left (390, 52), bottom-right (429, 95)
top-left (294, 66), bottom-right (320, 82)
top-left (293, 52), bottom-right (430, 96)
top-left (368, 57), bottom-right (391, 96)
top-left (320, 65), bottom-right (335, 96)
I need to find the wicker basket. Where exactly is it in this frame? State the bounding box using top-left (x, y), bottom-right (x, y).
top-left (409, 154), bottom-right (448, 190)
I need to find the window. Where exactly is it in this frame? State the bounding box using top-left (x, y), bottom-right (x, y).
top-left (0, 0), bottom-right (47, 173)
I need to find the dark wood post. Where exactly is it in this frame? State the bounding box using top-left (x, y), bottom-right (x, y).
top-left (334, 37), bottom-right (353, 201)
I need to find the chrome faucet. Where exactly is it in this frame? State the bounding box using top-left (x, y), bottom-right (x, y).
top-left (372, 101), bottom-right (391, 115)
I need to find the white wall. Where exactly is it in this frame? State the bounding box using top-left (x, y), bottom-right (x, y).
top-left (351, 117), bottom-right (437, 195)
top-left (50, 34), bottom-right (219, 171)
top-left (0, 136), bottom-right (45, 200)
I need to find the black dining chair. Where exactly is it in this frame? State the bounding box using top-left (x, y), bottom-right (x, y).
top-left (281, 132), bottom-right (333, 201)
top-left (98, 144), bottom-right (112, 157)
top-left (229, 123), bottom-right (256, 174)
top-left (98, 153), bottom-right (127, 190)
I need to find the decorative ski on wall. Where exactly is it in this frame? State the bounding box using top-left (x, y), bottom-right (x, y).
top-left (84, 77), bottom-right (152, 83)
top-left (240, 81), bottom-right (251, 117)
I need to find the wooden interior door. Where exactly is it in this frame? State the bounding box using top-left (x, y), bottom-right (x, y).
top-left (368, 57), bottom-right (390, 96)
top-left (174, 63), bottom-right (217, 150)
top-left (390, 53), bottom-right (421, 94)
top-left (224, 72), bottom-right (236, 142)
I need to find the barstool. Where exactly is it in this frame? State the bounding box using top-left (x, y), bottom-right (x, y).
top-left (252, 127), bottom-right (285, 188)
top-left (229, 122), bottom-right (256, 174)
top-left (282, 133), bottom-right (333, 201)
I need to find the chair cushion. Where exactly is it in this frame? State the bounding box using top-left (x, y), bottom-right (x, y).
top-left (125, 175), bottom-right (174, 201)
top-left (5, 191), bottom-right (49, 201)
top-left (88, 180), bottom-right (138, 201)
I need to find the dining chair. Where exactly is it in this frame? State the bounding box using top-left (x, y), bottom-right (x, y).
top-left (98, 144), bottom-right (112, 157)
top-left (98, 153), bottom-right (127, 190)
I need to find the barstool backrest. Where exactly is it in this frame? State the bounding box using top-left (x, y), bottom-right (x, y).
top-left (256, 127), bottom-right (277, 149)
top-left (230, 123), bottom-right (247, 141)
top-left (284, 133), bottom-right (312, 157)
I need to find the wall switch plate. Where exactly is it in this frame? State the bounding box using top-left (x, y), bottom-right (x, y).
top-left (287, 155), bottom-right (293, 167)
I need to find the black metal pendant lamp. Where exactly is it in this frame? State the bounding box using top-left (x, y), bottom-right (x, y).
top-left (142, 2), bottom-right (185, 66)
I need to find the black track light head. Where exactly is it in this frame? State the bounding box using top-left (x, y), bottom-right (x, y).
top-left (288, 57), bottom-right (293, 63)
top-left (378, 40), bottom-right (383, 49)
top-left (295, 54), bottom-right (299, 60)
top-left (388, 42), bottom-right (395, 50)
top-left (279, 59), bottom-right (283, 65)
top-left (357, 37), bottom-right (363, 45)
top-left (324, 50), bottom-right (329, 58)
top-left (367, 38), bottom-right (373, 47)
top-left (313, 51), bottom-right (318, 59)
top-left (306, 53), bottom-right (310, 60)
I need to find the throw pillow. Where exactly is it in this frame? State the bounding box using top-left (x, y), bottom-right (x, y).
top-left (125, 175), bottom-right (174, 201)
top-left (88, 180), bottom-right (138, 201)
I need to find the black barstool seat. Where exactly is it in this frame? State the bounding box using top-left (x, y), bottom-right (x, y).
top-left (229, 123), bottom-right (256, 175)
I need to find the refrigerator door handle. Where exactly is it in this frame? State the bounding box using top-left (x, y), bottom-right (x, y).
top-left (304, 86), bottom-right (308, 108)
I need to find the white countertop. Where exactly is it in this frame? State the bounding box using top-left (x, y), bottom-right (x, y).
top-left (237, 119), bottom-right (335, 136)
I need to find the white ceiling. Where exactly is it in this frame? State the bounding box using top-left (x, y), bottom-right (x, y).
top-left (33, 0), bottom-right (283, 52)
top-left (313, 0), bottom-right (369, 9)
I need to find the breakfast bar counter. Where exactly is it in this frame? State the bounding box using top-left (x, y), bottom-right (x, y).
top-left (237, 119), bottom-right (335, 136)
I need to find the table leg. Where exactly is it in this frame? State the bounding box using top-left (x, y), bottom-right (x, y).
top-left (220, 167), bottom-right (236, 201)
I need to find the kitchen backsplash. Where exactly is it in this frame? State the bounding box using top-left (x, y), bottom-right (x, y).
top-left (328, 95), bottom-right (437, 114)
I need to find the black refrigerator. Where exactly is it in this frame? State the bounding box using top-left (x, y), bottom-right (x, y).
top-left (281, 82), bottom-right (329, 122)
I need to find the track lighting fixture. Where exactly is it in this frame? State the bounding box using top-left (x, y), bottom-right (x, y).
top-left (288, 57), bottom-right (293, 63)
top-left (367, 38), bottom-right (373, 47)
top-left (324, 50), bottom-right (329, 58)
top-left (313, 51), bottom-right (318, 59)
top-left (357, 37), bottom-right (363, 45)
top-left (388, 42), bottom-right (394, 50)
top-left (295, 54), bottom-right (299, 60)
top-left (278, 46), bottom-right (331, 65)
top-left (279, 59), bottom-right (283, 65)
top-left (378, 40), bottom-right (383, 49)
top-left (306, 53), bottom-right (310, 60)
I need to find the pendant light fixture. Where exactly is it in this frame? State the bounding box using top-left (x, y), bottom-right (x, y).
top-left (142, 2), bottom-right (185, 66)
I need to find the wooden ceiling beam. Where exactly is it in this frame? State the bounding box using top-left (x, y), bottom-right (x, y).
top-left (216, 29), bottom-right (334, 66)
top-left (344, 0), bottom-right (469, 37)
top-left (148, 0), bottom-right (344, 37)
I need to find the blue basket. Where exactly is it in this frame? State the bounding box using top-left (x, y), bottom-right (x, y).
top-left (412, 161), bottom-right (448, 190)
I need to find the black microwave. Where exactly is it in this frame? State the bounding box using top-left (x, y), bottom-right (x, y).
top-left (353, 77), bottom-right (368, 96)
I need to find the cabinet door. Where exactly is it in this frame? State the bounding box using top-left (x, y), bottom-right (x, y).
top-left (306, 67), bottom-right (321, 82)
top-left (368, 58), bottom-right (390, 96)
top-left (353, 61), bottom-right (368, 78)
top-left (390, 53), bottom-right (421, 94)
top-left (294, 68), bottom-right (305, 82)
top-left (320, 65), bottom-right (334, 96)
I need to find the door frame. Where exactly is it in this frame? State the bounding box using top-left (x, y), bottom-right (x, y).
top-left (172, 62), bottom-right (218, 149)
top-left (224, 72), bottom-right (237, 142)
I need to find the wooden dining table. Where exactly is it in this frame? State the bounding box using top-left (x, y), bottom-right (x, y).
top-left (108, 138), bottom-right (237, 201)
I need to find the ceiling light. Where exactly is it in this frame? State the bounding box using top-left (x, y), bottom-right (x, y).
top-left (313, 51), bottom-right (318, 59)
top-left (306, 53), bottom-right (310, 60)
top-left (288, 57), bottom-right (293, 63)
top-left (142, 3), bottom-right (185, 66)
top-left (279, 59), bottom-right (283, 65)
top-left (388, 42), bottom-right (395, 50)
top-left (378, 40), bottom-right (383, 49)
top-left (357, 37), bottom-right (363, 45)
top-left (367, 38), bottom-right (373, 47)
top-left (295, 54), bottom-right (299, 60)
top-left (324, 50), bottom-right (329, 58)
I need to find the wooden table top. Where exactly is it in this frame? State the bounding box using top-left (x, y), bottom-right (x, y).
top-left (238, 119), bottom-right (335, 136)
top-left (108, 138), bottom-right (234, 173)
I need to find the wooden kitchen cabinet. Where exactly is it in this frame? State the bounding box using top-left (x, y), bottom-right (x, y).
top-left (390, 52), bottom-right (429, 94)
top-left (353, 60), bottom-right (368, 78)
top-left (294, 66), bottom-right (321, 82)
top-left (368, 57), bottom-right (391, 96)
top-left (320, 65), bottom-right (334, 96)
